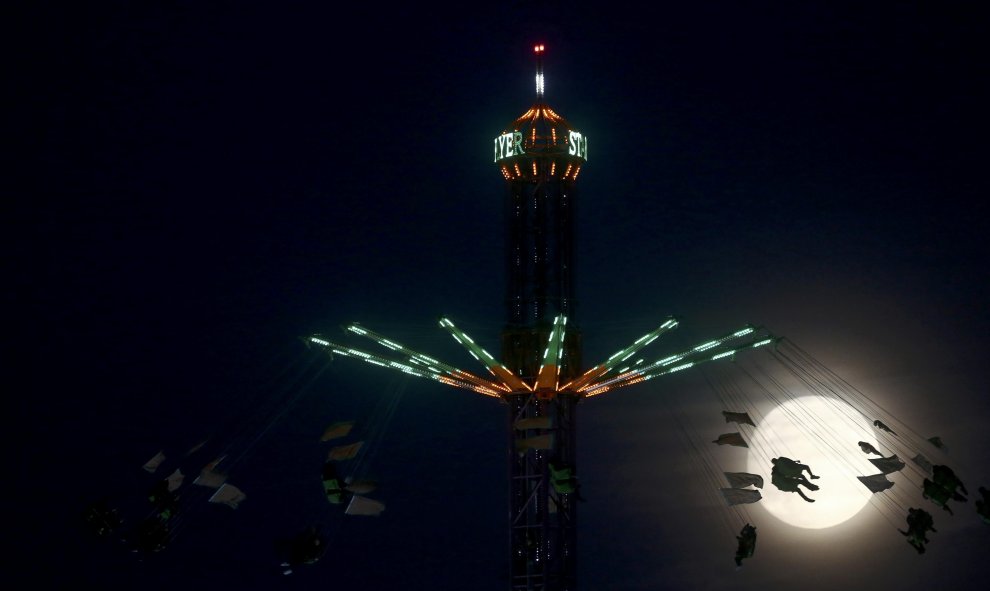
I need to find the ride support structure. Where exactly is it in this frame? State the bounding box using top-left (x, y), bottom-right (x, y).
top-left (498, 43), bottom-right (585, 591)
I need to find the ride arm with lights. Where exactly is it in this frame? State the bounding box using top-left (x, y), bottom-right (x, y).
top-left (580, 327), bottom-right (779, 398)
top-left (307, 335), bottom-right (503, 398)
top-left (438, 317), bottom-right (529, 391)
top-left (561, 317), bottom-right (679, 392)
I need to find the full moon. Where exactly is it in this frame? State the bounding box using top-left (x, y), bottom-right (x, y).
top-left (746, 396), bottom-right (879, 529)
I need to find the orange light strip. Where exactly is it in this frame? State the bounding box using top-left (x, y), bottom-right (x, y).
top-left (585, 375), bottom-right (646, 398)
top-left (437, 375), bottom-right (501, 398)
top-left (559, 364), bottom-right (608, 392)
top-left (452, 369), bottom-right (512, 393)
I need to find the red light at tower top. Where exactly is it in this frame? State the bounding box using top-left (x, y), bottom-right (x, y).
top-left (534, 44), bottom-right (545, 53)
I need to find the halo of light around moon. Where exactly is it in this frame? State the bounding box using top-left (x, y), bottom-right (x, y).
top-left (746, 396), bottom-right (879, 529)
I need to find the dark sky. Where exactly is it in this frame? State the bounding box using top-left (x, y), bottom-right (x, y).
top-left (14, 1), bottom-right (989, 589)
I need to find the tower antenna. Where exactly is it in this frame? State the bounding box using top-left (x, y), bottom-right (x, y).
top-left (534, 44), bottom-right (545, 100)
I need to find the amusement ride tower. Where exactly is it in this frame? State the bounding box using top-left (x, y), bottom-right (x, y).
top-left (495, 44), bottom-right (586, 589)
top-left (308, 45), bottom-right (775, 590)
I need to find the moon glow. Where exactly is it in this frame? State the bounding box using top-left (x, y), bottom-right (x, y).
top-left (746, 396), bottom-right (879, 529)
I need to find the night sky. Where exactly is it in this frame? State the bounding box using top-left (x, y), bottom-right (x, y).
top-left (14, 2), bottom-right (989, 589)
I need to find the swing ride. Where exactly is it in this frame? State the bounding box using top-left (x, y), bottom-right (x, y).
top-left (79, 44), bottom-right (987, 591)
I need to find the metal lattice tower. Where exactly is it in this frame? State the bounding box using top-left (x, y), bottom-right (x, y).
top-left (496, 44), bottom-right (586, 590)
top-left (308, 45), bottom-right (776, 590)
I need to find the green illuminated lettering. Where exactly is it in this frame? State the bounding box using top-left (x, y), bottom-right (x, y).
top-left (566, 131), bottom-right (588, 160)
top-left (494, 132), bottom-right (526, 162)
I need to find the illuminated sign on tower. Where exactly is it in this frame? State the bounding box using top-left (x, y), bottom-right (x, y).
top-left (491, 45), bottom-right (588, 172)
